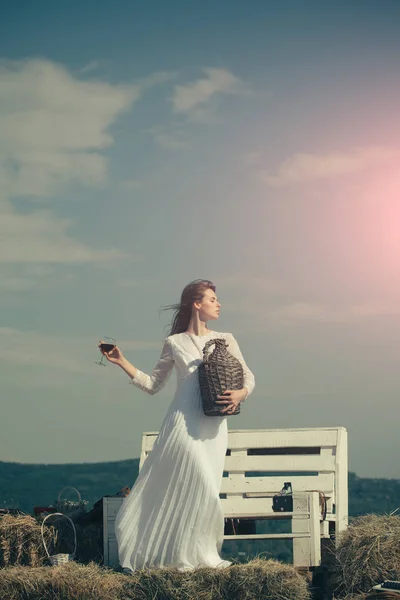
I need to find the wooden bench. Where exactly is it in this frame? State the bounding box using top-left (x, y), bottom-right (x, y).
top-left (103, 426), bottom-right (348, 568)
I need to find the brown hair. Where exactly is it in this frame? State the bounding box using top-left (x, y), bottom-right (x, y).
top-left (160, 279), bottom-right (216, 336)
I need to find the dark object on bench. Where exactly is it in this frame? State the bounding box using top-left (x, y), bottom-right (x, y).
top-left (33, 507), bottom-right (57, 516)
top-left (273, 482), bottom-right (293, 513)
top-left (272, 495), bottom-right (293, 512)
top-left (224, 518), bottom-right (256, 535)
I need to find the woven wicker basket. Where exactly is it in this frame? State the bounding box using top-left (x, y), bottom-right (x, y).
top-left (55, 486), bottom-right (87, 520)
top-left (198, 338), bottom-right (244, 416)
top-left (41, 512), bottom-right (77, 566)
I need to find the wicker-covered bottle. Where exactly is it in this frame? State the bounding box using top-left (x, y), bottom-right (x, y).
top-left (198, 338), bottom-right (244, 416)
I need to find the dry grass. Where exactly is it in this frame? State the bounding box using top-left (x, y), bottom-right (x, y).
top-left (0, 514), bottom-right (54, 568)
top-left (0, 558), bottom-right (311, 600)
top-left (0, 514), bottom-right (103, 568)
top-left (0, 515), bottom-right (311, 598)
top-left (330, 513), bottom-right (400, 598)
top-left (0, 562), bottom-right (126, 600)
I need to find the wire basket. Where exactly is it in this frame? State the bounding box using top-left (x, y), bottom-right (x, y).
top-left (198, 338), bottom-right (244, 416)
top-left (41, 512), bottom-right (77, 566)
top-left (54, 486), bottom-right (88, 520)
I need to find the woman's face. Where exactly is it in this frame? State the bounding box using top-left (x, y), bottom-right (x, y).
top-left (196, 288), bottom-right (221, 321)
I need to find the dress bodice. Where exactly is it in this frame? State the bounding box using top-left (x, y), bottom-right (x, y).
top-left (129, 331), bottom-right (255, 399)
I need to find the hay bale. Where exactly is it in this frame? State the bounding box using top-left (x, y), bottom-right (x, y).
top-left (0, 514), bottom-right (56, 568)
top-left (0, 514), bottom-right (103, 568)
top-left (223, 558), bottom-right (310, 600)
top-left (331, 513), bottom-right (400, 598)
top-left (0, 558), bottom-right (311, 600)
top-left (0, 562), bottom-right (126, 600)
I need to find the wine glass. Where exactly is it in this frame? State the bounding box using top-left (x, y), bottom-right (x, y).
top-left (96, 337), bottom-right (117, 367)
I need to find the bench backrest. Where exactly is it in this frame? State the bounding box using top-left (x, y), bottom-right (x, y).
top-left (140, 426), bottom-right (348, 532)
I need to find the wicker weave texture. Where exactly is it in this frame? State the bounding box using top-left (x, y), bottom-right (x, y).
top-left (198, 338), bottom-right (244, 416)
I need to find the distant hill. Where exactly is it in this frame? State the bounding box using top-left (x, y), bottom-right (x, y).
top-left (0, 459), bottom-right (139, 514)
top-left (347, 471), bottom-right (400, 515)
top-left (0, 460), bottom-right (399, 517)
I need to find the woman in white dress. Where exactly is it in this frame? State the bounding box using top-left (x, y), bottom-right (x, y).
top-left (99, 279), bottom-right (255, 572)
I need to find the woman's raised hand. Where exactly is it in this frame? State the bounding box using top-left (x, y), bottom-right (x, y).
top-left (98, 341), bottom-right (125, 365)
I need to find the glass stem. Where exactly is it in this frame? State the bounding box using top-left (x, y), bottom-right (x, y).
top-left (96, 353), bottom-right (106, 366)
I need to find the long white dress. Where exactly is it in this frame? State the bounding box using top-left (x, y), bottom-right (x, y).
top-left (114, 330), bottom-right (255, 571)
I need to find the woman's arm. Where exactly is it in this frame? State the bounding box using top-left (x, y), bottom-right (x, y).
top-left (226, 333), bottom-right (255, 400)
top-left (100, 337), bottom-right (175, 395)
top-left (125, 337), bottom-right (175, 395)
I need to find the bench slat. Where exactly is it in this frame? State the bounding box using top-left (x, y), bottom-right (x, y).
top-left (224, 453), bottom-right (335, 473)
top-left (228, 429), bottom-right (339, 449)
top-left (221, 496), bottom-right (317, 517)
top-left (223, 533), bottom-right (316, 540)
top-left (141, 427), bottom-right (345, 452)
top-left (220, 474), bottom-right (334, 494)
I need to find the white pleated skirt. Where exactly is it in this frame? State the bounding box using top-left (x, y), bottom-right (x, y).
top-left (114, 377), bottom-right (231, 571)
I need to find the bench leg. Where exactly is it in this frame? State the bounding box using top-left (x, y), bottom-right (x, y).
top-left (309, 492), bottom-right (321, 566)
top-left (293, 492), bottom-right (321, 568)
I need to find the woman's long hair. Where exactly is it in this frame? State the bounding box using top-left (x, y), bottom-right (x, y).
top-left (160, 279), bottom-right (216, 336)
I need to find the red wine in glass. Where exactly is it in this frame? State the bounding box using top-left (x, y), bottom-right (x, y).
top-left (96, 337), bottom-right (116, 366)
top-left (100, 343), bottom-right (116, 353)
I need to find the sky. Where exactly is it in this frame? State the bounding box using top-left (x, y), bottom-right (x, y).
top-left (1, 0), bottom-right (400, 479)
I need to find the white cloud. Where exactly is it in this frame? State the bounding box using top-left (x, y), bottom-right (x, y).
top-left (0, 327), bottom-right (94, 374)
top-left (221, 300), bottom-right (400, 336)
top-left (215, 274), bottom-right (282, 326)
top-left (261, 301), bottom-right (400, 325)
top-left (0, 60), bottom-right (138, 176)
top-left (0, 264), bottom-right (56, 291)
top-left (261, 146), bottom-right (400, 187)
top-left (120, 179), bottom-right (146, 191)
top-left (242, 151), bottom-right (262, 168)
top-left (117, 277), bottom-right (164, 289)
top-left (0, 326), bottom-right (161, 379)
top-left (217, 273), bottom-right (280, 296)
top-left (171, 67), bottom-right (250, 121)
top-left (0, 210), bottom-right (128, 263)
top-left (1, 151), bottom-right (108, 199)
top-left (0, 274), bottom-right (37, 292)
top-left (0, 59), bottom-right (171, 273)
top-left (215, 273), bottom-right (400, 328)
top-left (78, 60), bottom-right (109, 74)
top-left (147, 125), bottom-right (190, 149)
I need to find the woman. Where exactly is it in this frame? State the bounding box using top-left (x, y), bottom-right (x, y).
top-left (98, 279), bottom-right (255, 572)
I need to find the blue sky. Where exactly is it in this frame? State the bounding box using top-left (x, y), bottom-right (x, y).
top-left (1, 1), bottom-right (400, 478)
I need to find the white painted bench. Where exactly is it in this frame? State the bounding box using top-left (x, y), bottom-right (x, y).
top-left (103, 426), bottom-right (348, 569)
